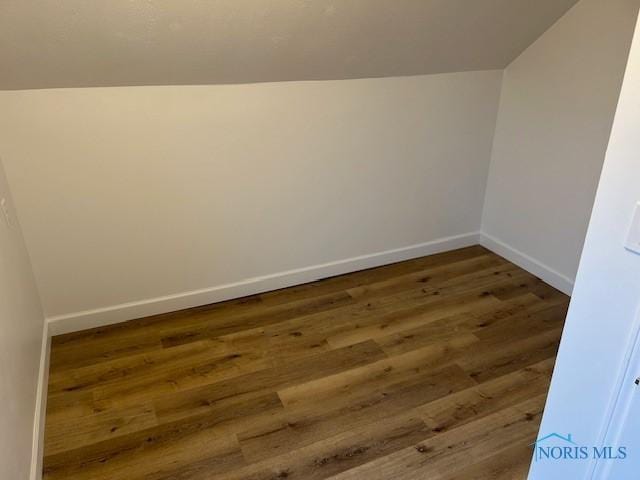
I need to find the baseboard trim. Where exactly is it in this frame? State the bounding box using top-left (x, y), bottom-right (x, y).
top-left (479, 232), bottom-right (574, 296)
top-left (30, 321), bottom-right (50, 480)
top-left (47, 232), bottom-right (480, 335)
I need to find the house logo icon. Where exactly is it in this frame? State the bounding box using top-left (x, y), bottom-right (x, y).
top-left (531, 433), bottom-right (576, 446)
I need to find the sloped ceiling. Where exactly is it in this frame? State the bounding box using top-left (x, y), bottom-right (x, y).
top-left (0, 0), bottom-right (580, 90)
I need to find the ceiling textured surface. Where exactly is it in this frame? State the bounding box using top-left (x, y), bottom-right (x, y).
top-left (0, 0), bottom-right (579, 90)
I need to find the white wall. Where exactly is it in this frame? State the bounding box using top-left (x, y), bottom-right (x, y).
top-left (482, 0), bottom-right (638, 293)
top-left (0, 158), bottom-right (46, 479)
top-left (529, 10), bottom-right (640, 479)
top-left (0, 71), bottom-right (502, 332)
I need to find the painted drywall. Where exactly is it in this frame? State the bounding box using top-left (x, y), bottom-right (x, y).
top-left (0, 71), bottom-right (503, 328)
top-left (0, 0), bottom-right (578, 89)
top-left (482, 0), bottom-right (639, 289)
top-left (0, 158), bottom-right (45, 479)
top-left (528, 10), bottom-right (640, 479)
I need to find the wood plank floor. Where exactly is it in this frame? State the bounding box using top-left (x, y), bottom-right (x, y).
top-left (43, 246), bottom-right (569, 480)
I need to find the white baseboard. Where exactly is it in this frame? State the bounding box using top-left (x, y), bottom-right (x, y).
top-left (479, 232), bottom-right (574, 296)
top-left (30, 321), bottom-right (50, 480)
top-left (47, 232), bottom-right (480, 335)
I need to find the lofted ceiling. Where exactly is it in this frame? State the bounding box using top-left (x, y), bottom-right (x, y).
top-left (0, 0), bottom-right (580, 90)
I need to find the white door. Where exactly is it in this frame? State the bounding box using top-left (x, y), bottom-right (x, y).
top-left (595, 317), bottom-right (640, 479)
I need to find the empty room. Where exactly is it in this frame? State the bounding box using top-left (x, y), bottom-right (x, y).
top-left (3, 1), bottom-right (640, 479)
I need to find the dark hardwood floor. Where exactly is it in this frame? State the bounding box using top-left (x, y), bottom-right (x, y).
top-left (43, 246), bottom-right (569, 479)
